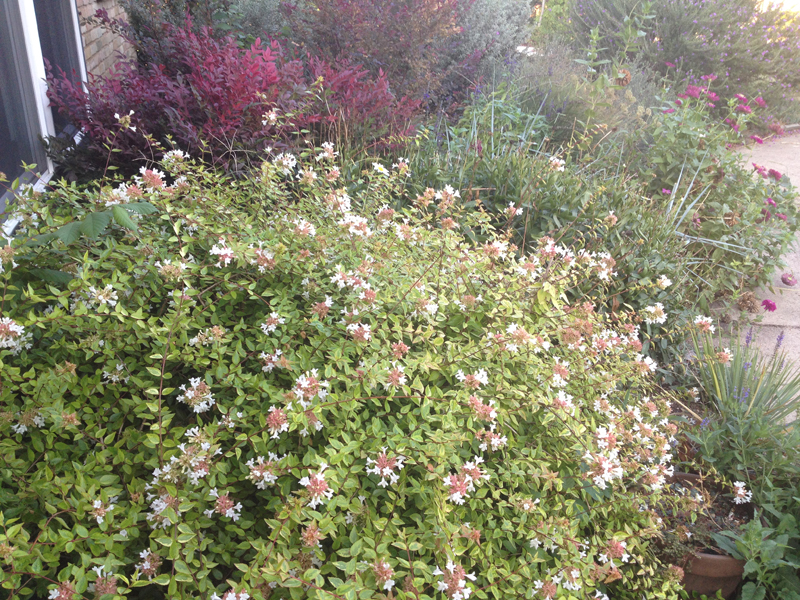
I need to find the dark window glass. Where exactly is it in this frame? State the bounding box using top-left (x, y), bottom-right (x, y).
top-left (34, 0), bottom-right (83, 131)
top-left (0, 1), bottom-right (47, 191)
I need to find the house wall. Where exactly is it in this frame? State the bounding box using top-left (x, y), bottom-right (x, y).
top-left (74, 0), bottom-right (135, 77)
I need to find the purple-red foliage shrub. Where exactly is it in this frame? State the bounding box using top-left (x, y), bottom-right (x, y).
top-left (46, 18), bottom-right (420, 174)
top-left (280, 0), bottom-right (470, 100)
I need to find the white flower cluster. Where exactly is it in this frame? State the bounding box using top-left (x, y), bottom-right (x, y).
top-left (549, 156), bottom-right (566, 171)
top-left (733, 481), bottom-right (753, 504)
top-left (177, 377), bottom-right (216, 413)
top-left (102, 363), bottom-right (129, 384)
top-left (338, 213), bottom-right (373, 238)
top-left (210, 238), bottom-right (235, 268)
top-left (694, 315), bottom-right (716, 333)
top-left (0, 317), bottom-right (32, 355)
top-left (86, 285), bottom-right (119, 308)
top-left (274, 152), bottom-right (297, 175)
top-left (260, 312), bottom-right (286, 335)
top-left (643, 302), bottom-right (668, 325)
top-left (11, 410), bottom-right (45, 435)
top-left (515, 45), bottom-right (541, 57)
top-left (433, 561), bottom-right (477, 600)
top-left (366, 448), bottom-right (405, 487)
top-left (245, 453), bottom-right (286, 489)
top-left (212, 590), bottom-right (250, 600)
top-left (162, 149), bottom-right (188, 172)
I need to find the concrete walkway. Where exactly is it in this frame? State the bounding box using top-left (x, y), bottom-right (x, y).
top-left (738, 133), bottom-right (800, 361)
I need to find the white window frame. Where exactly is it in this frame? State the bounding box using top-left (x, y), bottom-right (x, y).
top-left (2, 0), bottom-right (88, 236)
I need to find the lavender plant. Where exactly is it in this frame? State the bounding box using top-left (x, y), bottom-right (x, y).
top-left (689, 324), bottom-right (800, 483)
top-left (0, 148), bottom-right (683, 599)
top-left (686, 323), bottom-right (800, 599)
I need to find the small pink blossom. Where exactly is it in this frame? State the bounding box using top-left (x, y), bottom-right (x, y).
top-left (372, 559), bottom-right (396, 591)
top-left (210, 238), bottom-right (235, 267)
top-left (366, 448), bottom-right (405, 487)
top-left (299, 463), bottom-right (334, 509)
top-left (455, 369), bottom-right (489, 389)
top-left (762, 299), bottom-right (777, 312)
top-left (266, 406), bottom-right (289, 439)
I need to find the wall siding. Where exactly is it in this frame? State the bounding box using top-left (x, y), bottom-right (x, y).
top-left (74, 0), bottom-right (134, 77)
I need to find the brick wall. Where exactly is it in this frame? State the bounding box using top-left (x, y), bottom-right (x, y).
top-left (74, 0), bottom-right (135, 78)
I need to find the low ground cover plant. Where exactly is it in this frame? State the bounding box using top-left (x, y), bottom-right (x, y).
top-left (0, 149), bottom-right (684, 599)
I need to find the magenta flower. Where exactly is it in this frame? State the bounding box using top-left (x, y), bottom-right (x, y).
top-left (754, 97), bottom-right (767, 108)
top-left (765, 197), bottom-right (776, 207)
top-left (762, 299), bottom-right (777, 312)
top-left (701, 74), bottom-right (717, 81)
top-left (675, 99), bottom-right (683, 106)
top-left (768, 169), bottom-right (783, 180)
top-left (750, 135), bottom-right (764, 144)
top-left (736, 104), bottom-right (752, 114)
top-left (685, 85), bottom-right (702, 99)
top-left (677, 93), bottom-right (688, 99)
top-left (665, 61), bottom-right (676, 68)
top-left (662, 188), bottom-right (672, 195)
top-left (761, 208), bottom-right (772, 220)
top-left (776, 213), bottom-right (787, 221)
top-left (664, 108), bottom-right (676, 114)
top-left (725, 118), bottom-right (740, 132)
top-left (735, 93), bottom-right (748, 102)
top-left (781, 273), bottom-right (797, 287)
top-left (707, 92), bottom-right (719, 101)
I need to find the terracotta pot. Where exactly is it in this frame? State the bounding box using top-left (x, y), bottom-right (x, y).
top-left (670, 472), bottom-right (746, 599)
top-left (682, 551), bottom-right (745, 600)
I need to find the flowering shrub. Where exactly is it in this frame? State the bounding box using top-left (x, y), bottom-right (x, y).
top-left (401, 77), bottom-right (798, 378)
top-left (0, 150), bottom-right (682, 598)
top-left (639, 82), bottom-right (799, 302)
top-left (46, 17), bottom-right (419, 176)
top-left (571, 0), bottom-right (800, 123)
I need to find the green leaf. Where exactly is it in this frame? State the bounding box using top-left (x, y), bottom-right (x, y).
top-left (79, 211), bottom-right (113, 239)
top-left (55, 222), bottom-right (83, 245)
top-left (27, 269), bottom-right (74, 284)
top-left (742, 582), bottom-right (766, 600)
top-left (112, 205), bottom-right (139, 231)
top-left (122, 202), bottom-right (158, 215)
top-left (152, 574), bottom-right (171, 585)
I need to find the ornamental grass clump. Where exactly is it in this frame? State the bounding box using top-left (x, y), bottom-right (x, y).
top-left (688, 325), bottom-right (800, 491)
top-left (1, 149), bottom-right (682, 599)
